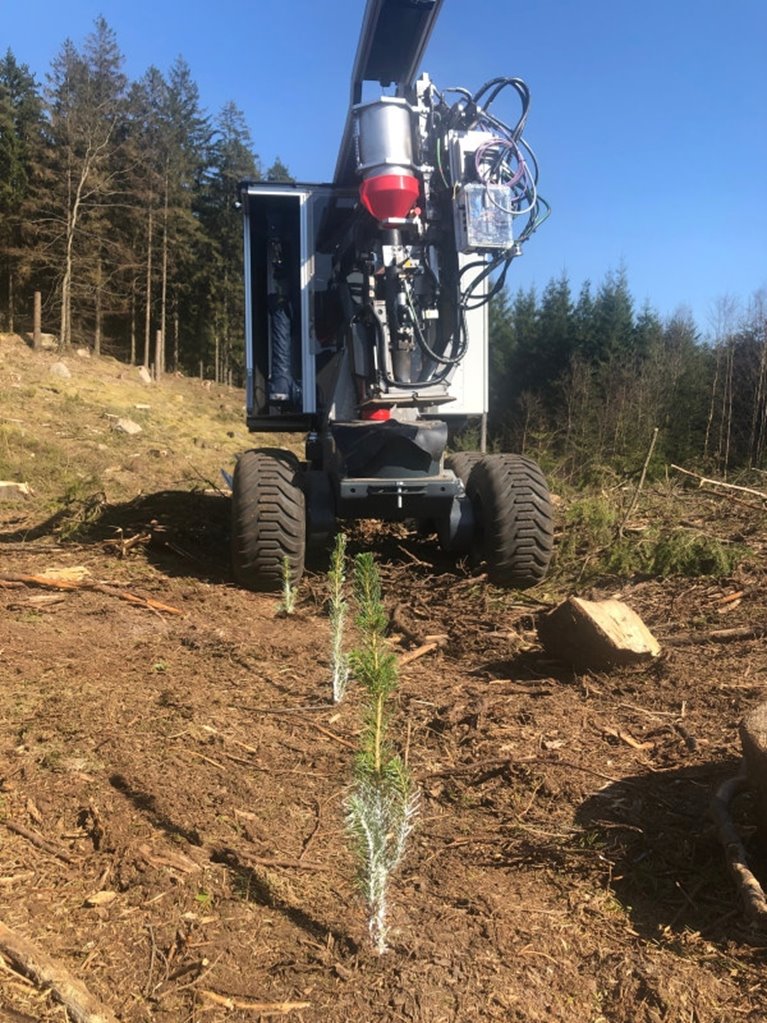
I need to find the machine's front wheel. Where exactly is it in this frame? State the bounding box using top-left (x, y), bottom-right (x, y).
top-left (231, 449), bottom-right (305, 591)
top-left (466, 454), bottom-right (554, 588)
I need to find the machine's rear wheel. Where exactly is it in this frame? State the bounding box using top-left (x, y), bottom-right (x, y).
top-left (231, 449), bottom-right (305, 591)
top-left (466, 454), bottom-right (554, 588)
top-left (435, 451), bottom-right (484, 552)
top-left (445, 451), bottom-right (483, 484)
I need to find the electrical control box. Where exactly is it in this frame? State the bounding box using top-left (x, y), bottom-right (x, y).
top-left (448, 130), bottom-right (516, 253)
top-left (454, 183), bottom-right (515, 253)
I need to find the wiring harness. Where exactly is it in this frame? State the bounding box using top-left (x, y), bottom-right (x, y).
top-left (437, 76), bottom-right (550, 310)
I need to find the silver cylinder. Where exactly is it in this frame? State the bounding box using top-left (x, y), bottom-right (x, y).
top-left (354, 98), bottom-right (415, 178)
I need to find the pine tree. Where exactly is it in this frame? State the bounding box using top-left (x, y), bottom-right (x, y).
top-left (127, 66), bottom-right (168, 366)
top-left (0, 50), bottom-right (43, 331)
top-left (266, 156), bottom-right (293, 183)
top-left (199, 101), bottom-right (260, 382)
top-left (155, 57), bottom-right (211, 374)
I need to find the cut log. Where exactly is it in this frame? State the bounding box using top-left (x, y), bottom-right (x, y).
top-left (537, 596), bottom-right (661, 670)
top-left (740, 703), bottom-right (767, 837)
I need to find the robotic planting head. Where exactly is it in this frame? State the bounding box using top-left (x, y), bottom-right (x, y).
top-left (335, 66), bottom-right (549, 415)
top-left (314, 0), bottom-right (549, 418)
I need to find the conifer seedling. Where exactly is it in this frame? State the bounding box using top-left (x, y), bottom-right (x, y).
top-left (279, 555), bottom-right (297, 615)
top-left (328, 532), bottom-right (350, 702)
top-left (345, 552), bottom-right (419, 953)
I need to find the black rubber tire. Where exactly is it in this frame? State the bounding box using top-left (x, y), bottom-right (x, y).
top-left (445, 451), bottom-right (483, 485)
top-left (466, 454), bottom-right (554, 589)
top-left (231, 449), bottom-right (305, 591)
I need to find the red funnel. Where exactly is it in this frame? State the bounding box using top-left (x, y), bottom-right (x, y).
top-left (360, 173), bottom-right (420, 221)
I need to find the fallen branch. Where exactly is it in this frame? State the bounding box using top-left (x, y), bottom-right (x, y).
top-left (0, 574), bottom-right (182, 615)
top-left (663, 625), bottom-right (767, 647)
top-left (670, 464), bottom-right (767, 501)
top-left (199, 989), bottom-right (310, 1014)
top-left (709, 764), bottom-right (767, 928)
top-left (277, 714), bottom-right (358, 751)
top-left (399, 639), bottom-right (446, 667)
top-left (3, 820), bottom-right (76, 865)
top-left (0, 920), bottom-right (120, 1023)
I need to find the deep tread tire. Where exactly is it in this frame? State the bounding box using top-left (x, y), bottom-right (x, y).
top-left (445, 451), bottom-right (483, 485)
top-left (231, 449), bottom-right (305, 591)
top-left (466, 454), bottom-right (554, 588)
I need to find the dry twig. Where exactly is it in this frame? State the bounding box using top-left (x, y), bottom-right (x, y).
top-left (0, 921), bottom-right (120, 1023)
top-left (399, 639), bottom-right (445, 667)
top-left (0, 573), bottom-right (182, 615)
top-left (199, 989), bottom-right (310, 1013)
top-left (663, 625), bottom-right (767, 647)
top-left (670, 464), bottom-right (767, 501)
top-left (710, 763), bottom-right (767, 928)
top-left (3, 820), bottom-right (76, 865)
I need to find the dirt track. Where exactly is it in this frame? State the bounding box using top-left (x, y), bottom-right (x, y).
top-left (2, 338), bottom-right (767, 1021)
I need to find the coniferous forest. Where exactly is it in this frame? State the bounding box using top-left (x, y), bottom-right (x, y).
top-left (0, 19), bottom-right (291, 383)
top-left (1, 19), bottom-right (765, 478)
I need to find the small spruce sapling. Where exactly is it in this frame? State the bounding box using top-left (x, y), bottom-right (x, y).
top-left (328, 533), bottom-right (350, 702)
top-left (345, 552), bottom-right (419, 953)
top-left (279, 555), bottom-right (297, 615)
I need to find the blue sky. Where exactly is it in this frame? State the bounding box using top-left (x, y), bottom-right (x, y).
top-left (4, 0), bottom-right (766, 333)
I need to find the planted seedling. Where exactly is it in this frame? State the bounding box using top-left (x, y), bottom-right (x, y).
top-left (279, 555), bottom-right (298, 615)
top-left (345, 552), bottom-right (419, 953)
top-left (328, 532), bottom-right (350, 702)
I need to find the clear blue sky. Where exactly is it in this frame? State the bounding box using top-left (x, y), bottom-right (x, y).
top-left (5, 0), bottom-right (766, 333)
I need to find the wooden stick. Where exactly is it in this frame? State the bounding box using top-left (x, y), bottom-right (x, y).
top-left (710, 765), bottom-right (767, 927)
top-left (199, 990), bottom-right (310, 1014)
top-left (0, 574), bottom-right (182, 615)
top-left (0, 921), bottom-right (120, 1023)
top-left (670, 464), bottom-right (767, 501)
top-left (3, 821), bottom-right (76, 865)
top-left (399, 640), bottom-right (444, 667)
top-left (619, 426), bottom-right (659, 537)
top-left (663, 625), bottom-right (767, 647)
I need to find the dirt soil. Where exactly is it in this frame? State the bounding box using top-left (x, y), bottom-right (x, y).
top-left (2, 335), bottom-right (767, 1022)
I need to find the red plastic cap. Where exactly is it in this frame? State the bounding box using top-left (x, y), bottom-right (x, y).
top-left (361, 407), bottom-right (391, 421)
top-left (359, 173), bottom-right (420, 221)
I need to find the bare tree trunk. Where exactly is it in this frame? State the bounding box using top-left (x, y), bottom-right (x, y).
top-left (129, 286), bottom-right (136, 365)
top-left (94, 254), bottom-right (102, 356)
top-left (33, 291), bottom-right (41, 350)
top-left (214, 332), bottom-right (220, 385)
top-left (8, 269), bottom-right (14, 333)
top-left (158, 173), bottom-right (169, 378)
top-left (704, 344), bottom-right (721, 461)
top-left (173, 301), bottom-right (179, 371)
top-left (143, 207), bottom-right (153, 368)
top-left (750, 293), bottom-right (767, 466)
top-left (723, 341), bottom-right (734, 478)
top-left (60, 149), bottom-right (95, 348)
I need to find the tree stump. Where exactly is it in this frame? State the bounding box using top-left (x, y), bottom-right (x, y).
top-left (537, 596), bottom-right (661, 670)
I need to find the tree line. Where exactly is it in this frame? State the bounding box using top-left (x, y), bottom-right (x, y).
top-left (2, 20), bottom-right (765, 477)
top-left (0, 18), bottom-right (291, 381)
top-left (488, 271), bottom-right (767, 479)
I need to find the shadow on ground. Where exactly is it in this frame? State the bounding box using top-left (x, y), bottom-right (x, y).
top-left (1, 489), bottom-right (232, 583)
top-left (108, 769), bottom-right (357, 954)
top-left (575, 757), bottom-right (767, 945)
